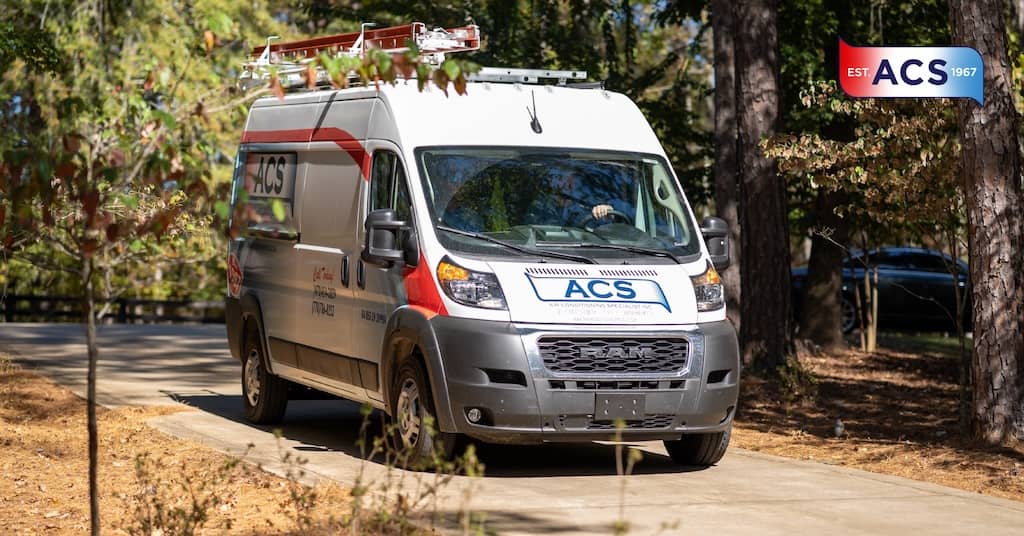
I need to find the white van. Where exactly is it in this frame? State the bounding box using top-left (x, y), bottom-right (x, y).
top-left (225, 64), bottom-right (739, 467)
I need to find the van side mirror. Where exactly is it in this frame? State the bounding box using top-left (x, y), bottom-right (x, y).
top-left (362, 209), bottom-right (410, 268)
top-left (403, 229), bottom-right (420, 267)
top-left (700, 216), bottom-right (730, 271)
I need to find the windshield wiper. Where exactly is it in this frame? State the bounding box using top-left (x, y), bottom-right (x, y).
top-left (540, 242), bottom-right (682, 264)
top-left (436, 225), bottom-right (598, 264)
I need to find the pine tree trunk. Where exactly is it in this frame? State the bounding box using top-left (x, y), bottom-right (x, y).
top-left (83, 255), bottom-right (100, 535)
top-left (949, 0), bottom-right (1024, 444)
top-left (799, 190), bottom-right (849, 350)
top-left (712, 0), bottom-right (741, 331)
top-left (735, 0), bottom-right (792, 371)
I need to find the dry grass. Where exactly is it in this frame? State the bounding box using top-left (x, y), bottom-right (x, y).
top-left (0, 354), bottom-right (354, 535)
top-left (732, 335), bottom-right (1024, 502)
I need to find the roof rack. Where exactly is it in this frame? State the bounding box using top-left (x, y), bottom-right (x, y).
top-left (468, 67), bottom-right (588, 86)
top-left (238, 23), bottom-right (597, 93)
top-left (239, 22), bottom-right (480, 91)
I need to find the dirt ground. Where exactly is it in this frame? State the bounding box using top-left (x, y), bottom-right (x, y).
top-left (731, 334), bottom-right (1024, 503)
top-left (0, 354), bottom-right (356, 535)
top-left (3, 334), bottom-right (1023, 534)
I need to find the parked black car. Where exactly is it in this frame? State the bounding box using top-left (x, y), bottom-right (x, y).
top-left (792, 247), bottom-right (970, 334)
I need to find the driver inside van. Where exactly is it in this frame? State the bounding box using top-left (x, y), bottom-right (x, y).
top-left (440, 167), bottom-right (620, 232)
top-left (527, 168), bottom-right (622, 228)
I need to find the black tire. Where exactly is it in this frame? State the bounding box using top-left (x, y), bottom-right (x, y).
top-left (389, 358), bottom-right (456, 468)
top-left (841, 295), bottom-right (858, 334)
top-left (664, 425), bottom-right (731, 466)
top-left (242, 328), bottom-right (288, 424)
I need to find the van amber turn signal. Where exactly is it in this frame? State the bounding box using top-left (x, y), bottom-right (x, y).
top-left (436, 258), bottom-right (507, 310)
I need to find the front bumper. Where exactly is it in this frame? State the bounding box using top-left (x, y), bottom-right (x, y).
top-left (430, 317), bottom-right (739, 444)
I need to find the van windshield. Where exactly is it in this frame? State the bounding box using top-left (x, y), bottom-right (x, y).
top-left (415, 147), bottom-right (701, 262)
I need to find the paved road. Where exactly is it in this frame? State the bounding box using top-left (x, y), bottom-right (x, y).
top-left (1, 323), bottom-right (1022, 535)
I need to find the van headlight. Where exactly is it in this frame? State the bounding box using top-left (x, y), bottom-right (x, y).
top-left (436, 258), bottom-right (507, 310)
top-left (690, 264), bottom-right (724, 312)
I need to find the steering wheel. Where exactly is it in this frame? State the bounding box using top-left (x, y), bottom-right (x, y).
top-left (581, 209), bottom-right (633, 232)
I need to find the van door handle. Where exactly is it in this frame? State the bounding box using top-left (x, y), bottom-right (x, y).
top-left (357, 260), bottom-right (366, 289)
top-left (341, 256), bottom-right (350, 288)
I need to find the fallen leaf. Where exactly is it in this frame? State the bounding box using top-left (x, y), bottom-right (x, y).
top-left (203, 30), bottom-right (215, 54)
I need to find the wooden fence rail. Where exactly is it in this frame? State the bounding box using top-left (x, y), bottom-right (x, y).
top-left (0, 295), bottom-right (225, 324)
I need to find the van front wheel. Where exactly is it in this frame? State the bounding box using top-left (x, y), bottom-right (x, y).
top-left (242, 332), bottom-right (288, 424)
top-left (390, 358), bottom-right (456, 468)
top-left (664, 425), bottom-right (731, 466)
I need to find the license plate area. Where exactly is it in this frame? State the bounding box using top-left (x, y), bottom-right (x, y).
top-left (595, 394), bottom-right (646, 422)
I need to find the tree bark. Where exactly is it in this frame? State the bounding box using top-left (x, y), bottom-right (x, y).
top-left (83, 255), bottom-right (100, 535)
top-left (735, 0), bottom-right (793, 371)
top-left (712, 0), bottom-right (741, 330)
top-left (949, 0), bottom-right (1024, 444)
top-left (799, 190), bottom-right (849, 350)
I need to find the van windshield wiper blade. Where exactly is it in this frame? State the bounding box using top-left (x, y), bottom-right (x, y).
top-left (541, 242), bottom-right (682, 264)
top-left (436, 225), bottom-right (598, 264)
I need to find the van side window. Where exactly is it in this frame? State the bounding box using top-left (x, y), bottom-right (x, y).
top-left (370, 151), bottom-right (413, 223)
top-left (235, 150), bottom-right (299, 238)
top-left (371, 152), bottom-right (395, 213)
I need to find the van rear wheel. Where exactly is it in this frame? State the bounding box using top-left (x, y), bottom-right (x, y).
top-left (664, 425), bottom-right (731, 466)
top-left (390, 358), bottom-right (456, 468)
top-left (242, 331), bottom-right (288, 424)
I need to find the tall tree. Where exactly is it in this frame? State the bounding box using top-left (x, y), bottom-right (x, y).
top-left (798, 190), bottom-right (849, 349)
top-left (948, 0), bottom-right (1024, 444)
top-left (735, 0), bottom-right (792, 370)
top-left (711, 0), bottom-right (741, 329)
top-left (2, 3), bottom-right (477, 533)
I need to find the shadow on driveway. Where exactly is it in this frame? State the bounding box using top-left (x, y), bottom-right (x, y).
top-left (170, 392), bottom-right (704, 478)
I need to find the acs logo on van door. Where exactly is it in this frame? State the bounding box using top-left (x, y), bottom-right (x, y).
top-left (245, 152), bottom-right (297, 198)
top-left (525, 274), bottom-right (671, 312)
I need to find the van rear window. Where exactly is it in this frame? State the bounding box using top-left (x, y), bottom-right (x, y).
top-left (231, 151), bottom-right (299, 238)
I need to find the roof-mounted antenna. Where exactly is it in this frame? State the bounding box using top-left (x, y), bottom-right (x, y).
top-left (526, 91), bottom-right (542, 134)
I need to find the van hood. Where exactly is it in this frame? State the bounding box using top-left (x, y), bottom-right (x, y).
top-left (487, 263), bottom-right (699, 325)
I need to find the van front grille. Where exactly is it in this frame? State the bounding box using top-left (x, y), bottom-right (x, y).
top-left (537, 337), bottom-right (688, 374)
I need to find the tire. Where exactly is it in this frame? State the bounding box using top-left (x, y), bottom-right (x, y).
top-left (841, 296), bottom-right (857, 334)
top-left (390, 358), bottom-right (456, 468)
top-left (664, 425), bottom-right (731, 466)
top-left (242, 328), bottom-right (288, 424)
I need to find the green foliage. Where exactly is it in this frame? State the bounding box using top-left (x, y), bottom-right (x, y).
top-left (0, 20), bottom-right (62, 75)
top-left (771, 0), bottom-right (954, 244)
top-left (764, 81), bottom-right (963, 242)
top-left (0, 0), bottom-right (298, 302)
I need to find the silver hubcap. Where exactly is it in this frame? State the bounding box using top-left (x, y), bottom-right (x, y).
top-left (841, 299), bottom-right (856, 333)
top-left (244, 348), bottom-right (261, 407)
top-left (396, 378), bottom-right (421, 447)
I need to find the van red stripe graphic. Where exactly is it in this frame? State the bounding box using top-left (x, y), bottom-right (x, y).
top-left (241, 127), bottom-right (370, 180)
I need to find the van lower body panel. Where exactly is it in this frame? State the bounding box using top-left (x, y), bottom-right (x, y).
top-left (429, 317), bottom-right (739, 444)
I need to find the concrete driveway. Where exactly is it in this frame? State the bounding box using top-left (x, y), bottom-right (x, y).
top-left (1, 323), bottom-right (1021, 535)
